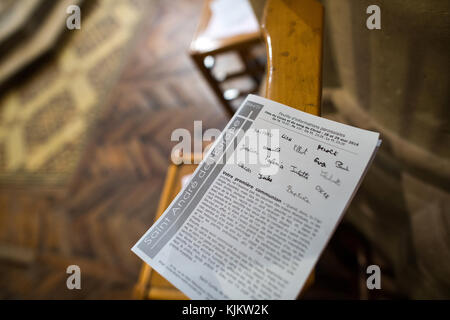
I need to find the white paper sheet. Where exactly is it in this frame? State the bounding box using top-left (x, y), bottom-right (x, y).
top-left (132, 95), bottom-right (380, 300)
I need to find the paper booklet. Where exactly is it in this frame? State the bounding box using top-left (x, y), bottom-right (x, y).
top-left (132, 95), bottom-right (381, 300)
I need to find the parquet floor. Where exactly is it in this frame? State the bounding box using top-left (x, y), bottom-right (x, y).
top-left (0, 0), bottom-right (228, 299)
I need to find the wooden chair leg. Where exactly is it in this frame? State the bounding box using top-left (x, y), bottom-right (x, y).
top-left (133, 264), bottom-right (152, 299)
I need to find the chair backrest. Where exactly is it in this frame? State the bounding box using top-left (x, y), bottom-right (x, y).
top-left (260, 0), bottom-right (323, 116)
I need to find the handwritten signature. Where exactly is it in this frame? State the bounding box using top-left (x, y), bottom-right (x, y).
top-left (317, 144), bottom-right (338, 156)
top-left (293, 144), bottom-right (308, 155)
top-left (240, 145), bottom-right (258, 154)
top-left (258, 173), bottom-right (273, 182)
top-left (315, 185), bottom-right (330, 199)
top-left (238, 162), bottom-right (251, 173)
top-left (255, 128), bottom-right (272, 137)
top-left (335, 160), bottom-right (349, 172)
top-left (286, 185), bottom-right (310, 204)
top-left (266, 156), bottom-right (284, 169)
top-left (320, 170), bottom-right (341, 186)
top-left (290, 165), bottom-right (309, 180)
top-left (314, 157), bottom-right (326, 168)
top-left (263, 146), bottom-right (281, 156)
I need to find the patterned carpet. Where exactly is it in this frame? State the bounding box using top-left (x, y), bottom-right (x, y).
top-left (0, 0), bottom-right (153, 185)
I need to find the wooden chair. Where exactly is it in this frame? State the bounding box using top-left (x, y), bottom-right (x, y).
top-left (134, 0), bottom-right (324, 300)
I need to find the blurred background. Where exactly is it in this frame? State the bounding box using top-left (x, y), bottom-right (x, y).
top-left (0, 0), bottom-right (448, 299)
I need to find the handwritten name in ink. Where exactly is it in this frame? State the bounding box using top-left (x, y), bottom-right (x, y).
top-left (240, 145), bottom-right (258, 154)
top-left (266, 156), bottom-right (284, 169)
top-left (255, 128), bottom-right (272, 138)
top-left (315, 185), bottom-right (330, 199)
top-left (258, 174), bottom-right (273, 182)
top-left (317, 144), bottom-right (338, 156)
top-left (293, 144), bottom-right (308, 155)
top-left (263, 146), bottom-right (281, 156)
top-left (281, 133), bottom-right (292, 141)
top-left (238, 162), bottom-right (251, 173)
top-left (290, 165), bottom-right (309, 180)
top-left (314, 157), bottom-right (326, 168)
top-left (335, 160), bottom-right (349, 172)
top-left (320, 170), bottom-right (341, 186)
top-left (286, 185), bottom-right (310, 204)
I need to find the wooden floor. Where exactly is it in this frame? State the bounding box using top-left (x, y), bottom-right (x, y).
top-left (0, 0), bottom-right (227, 299)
